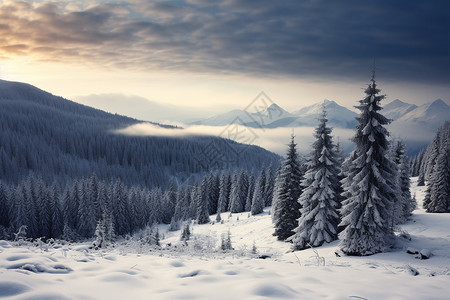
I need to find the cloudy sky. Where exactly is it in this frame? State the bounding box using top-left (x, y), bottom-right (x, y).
top-left (0, 0), bottom-right (448, 119)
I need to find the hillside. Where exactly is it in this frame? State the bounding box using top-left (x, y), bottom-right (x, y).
top-left (0, 177), bottom-right (449, 299)
top-left (0, 80), bottom-right (280, 187)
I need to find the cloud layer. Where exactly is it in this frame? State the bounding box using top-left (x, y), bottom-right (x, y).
top-left (0, 0), bottom-right (449, 83)
top-left (115, 122), bottom-right (355, 156)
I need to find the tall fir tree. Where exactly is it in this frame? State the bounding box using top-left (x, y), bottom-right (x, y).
top-left (77, 179), bottom-right (97, 238)
top-left (425, 122), bottom-right (450, 213)
top-left (392, 141), bottom-right (414, 222)
top-left (339, 73), bottom-right (397, 256)
top-left (264, 164), bottom-right (276, 207)
top-left (251, 168), bottom-right (266, 215)
top-left (217, 172), bottom-right (231, 214)
top-left (272, 134), bottom-right (304, 241)
top-left (291, 108), bottom-right (341, 250)
top-left (196, 177), bottom-right (210, 224)
top-left (229, 171), bottom-right (248, 213)
top-left (245, 174), bottom-right (255, 212)
top-left (0, 181), bottom-right (10, 228)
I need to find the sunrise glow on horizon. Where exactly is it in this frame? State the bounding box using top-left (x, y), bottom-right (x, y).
top-left (0, 0), bottom-right (448, 118)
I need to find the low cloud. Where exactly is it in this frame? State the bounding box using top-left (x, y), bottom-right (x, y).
top-left (115, 123), bottom-right (355, 156)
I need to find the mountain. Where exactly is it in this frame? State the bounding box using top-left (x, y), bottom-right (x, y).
top-left (74, 93), bottom-right (218, 124)
top-left (190, 109), bottom-right (253, 126)
top-left (291, 99), bottom-right (358, 128)
top-left (0, 79), bottom-right (280, 187)
top-left (397, 99), bottom-right (450, 125)
top-left (192, 99), bottom-right (358, 129)
top-left (383, 99), bottom-right (418, 120)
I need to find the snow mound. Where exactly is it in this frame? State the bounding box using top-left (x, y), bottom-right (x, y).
top-left (0, 281), bottom-right (30, 297)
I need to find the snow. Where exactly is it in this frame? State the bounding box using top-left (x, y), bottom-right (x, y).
top-left (1, 177), bottom-right (450, 299)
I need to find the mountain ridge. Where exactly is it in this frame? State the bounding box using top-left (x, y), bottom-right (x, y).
top-left (0, 79), bottom-right (280, 187)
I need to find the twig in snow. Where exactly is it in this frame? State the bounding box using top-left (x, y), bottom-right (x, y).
top-left (293, 253), bottom-right (301, 267)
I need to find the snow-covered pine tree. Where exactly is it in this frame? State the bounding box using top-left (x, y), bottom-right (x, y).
top-left (424, 133), bottom-right (441, 182)
top-left (426, 144), bottom-right (450, 213)
top-left (49, 182), bottom-right (63, 238)
top-left (264, 164), bottom-right (276, 207)
top-left (339, 73), bottom-right (397, 256)
top-left (196, 178), bottom-right (210, 224)
top-left (217, 172), bottom-right (231, 214)
top-left (180, 221), bottom-right (191, 242)
top-left (272, 134), bottom-right (303, 241)
top-left (77, 179), bottom-right (97, 238)
top-left (0, 181), bottom-right (10, 228)
top-left (417, 170), bottom-right (426, 186)
top-left (425, 122), bottom-right (450, 213)
top-left (229, 171), bottom-right (248, 213)
top-left (291, 108), bottom-right (341, 250)
top-left (112, 179), bottom-right (131, 236)
top-left (392, 140), bottom-right (414, 222)
top-left (208, 173), bottom-right (220, 215)
top-left (251, 167), bottom-right (266, 215)
top-left (245, 174), bottom-right (255, 212)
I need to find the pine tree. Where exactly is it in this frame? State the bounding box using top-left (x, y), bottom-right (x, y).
top-left (217, 172), bottom-right (231, 214)
top-left (292, 108), bottom-right (341, 250)
top-left (426, 147), bottom-right (449, 212)
top-left (251, 168), bottom-right (266, 215)
top-left (49, 182), bottom-right (63, 238)
top-left (196, 178), bottom-right (210, 224)
top-left (264, 164), bottom-right (275, 207)
top-left (272, 134), bottom-right (303, 241)
top-left (392, 141), bottom-right (414, 221)
top-left (425, 123), bottom-right (450, 213)
top-left (339, 73), bottom-right (397, 256)
top-left (245, 174), bottom-right (255, 212)
top-left (180, 221), bottom-right (191, 242)
top-left (0, 181), bottom-right (10, 228)
top-left (112, 179), bottom-right (130, 236)
top-left (229, 171), bottom-right (249, 213)
top-left (77, 179), bottom-right (97, 238)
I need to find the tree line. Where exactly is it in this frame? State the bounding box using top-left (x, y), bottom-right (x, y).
top-left (0, 166), bottom-right (276, 240)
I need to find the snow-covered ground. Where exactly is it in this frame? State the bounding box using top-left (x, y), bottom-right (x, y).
top-left (1, 177), bottom-right (449, 299)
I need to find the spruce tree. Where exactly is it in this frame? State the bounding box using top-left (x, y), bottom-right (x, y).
top-left (425, 123), bottom-right (450, 213)
top-left (196, 178), bottom-right (210, 224)
top-left (217, 172), bottom-right (231, 214)
top-left (0, 181), bottom-right (10, 228)
top-left (229, 171), bottom-right (248, 213)
top-left (251, 168), bottom-right (266, 215)
top-left (292, 108), bottom-right (341, 250)
top-left (264, 164), bottom-right (275, 207)
top-left (245, 174), bottom-right (255, 212)
top-left (77, 179), bottom-right (97, 238)
top-left (272, 135), bottom-right (303, 241)
top-left (392, 141), bottom-right (414, 222)
top-left (339, 74), bottom-right (397, 256)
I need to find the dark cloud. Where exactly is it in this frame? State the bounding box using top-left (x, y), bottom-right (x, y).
top-left (0, 0), bottom-right (448, 83)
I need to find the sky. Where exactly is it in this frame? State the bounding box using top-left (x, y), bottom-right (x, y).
top-left (0, 0), bottom-right (449, 121)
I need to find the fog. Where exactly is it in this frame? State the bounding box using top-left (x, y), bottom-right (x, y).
top-left (115, 123), bottom-right (355, 156)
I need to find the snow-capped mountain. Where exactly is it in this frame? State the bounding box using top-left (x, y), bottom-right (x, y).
top-left (397, 99), bottom-right (449, 125)
top-left (190, 103), bottom-right (296, 127)
top-left (291, 99), bottom-right (358, 128)
top-left (192, 99), bottom-right (358, 129)
top-left (383, 99), bottom-right (418, 120)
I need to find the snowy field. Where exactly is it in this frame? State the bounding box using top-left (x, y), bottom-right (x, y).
top-left (1, 177), bottom-right (449, 300)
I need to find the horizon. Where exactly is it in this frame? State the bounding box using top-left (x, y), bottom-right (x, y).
top-left (0, 0), bottom-right (449, 121)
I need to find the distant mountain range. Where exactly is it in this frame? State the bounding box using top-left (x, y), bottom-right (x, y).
top-left (191, 100), bottom-right (359, 129)
top-left (191, 98), bottom-right (450, 133)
